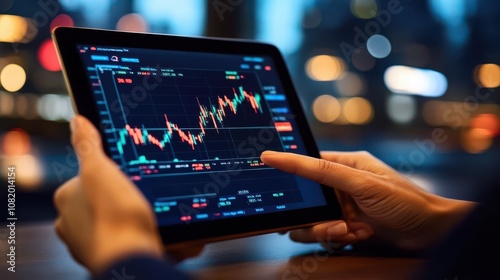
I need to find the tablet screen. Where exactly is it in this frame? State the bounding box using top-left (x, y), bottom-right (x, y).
top-left (75, 45), bottom-right (327, 227)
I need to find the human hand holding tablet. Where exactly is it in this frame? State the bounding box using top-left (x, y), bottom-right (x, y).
top-left (52, 27), bottom-right (343, 248)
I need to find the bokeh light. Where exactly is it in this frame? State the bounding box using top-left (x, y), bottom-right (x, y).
top-left (0, 92), bottom-right (14, 116)
top-left (387, 94), bottom-right (417, 124)
top-left (475, 63), bottom-right (500, 88)
top-left (460, 128), bottom-right (493, 154)
top-left (312, 94), bottom-right (341, 123)
top-left (0, 14), bottom-right (28, 43)
top-left (423, 101), bottom-right (500, 127)
top-left (384, 65), bottom-right (448, 97)
top-left (335, 72), bottom-right (365, 97)
top-left (350, 0), bottom-right (378, 19)
top-left (367, 34), bottom-right (392, 59)
top-left (1, 128), bottom-right (31, 155)
top-left (16, 94), bottom-right (39, 120)
top-left (38, 39), bottom-right (61, 72)
top-left (3, 155), bottom-right (44, 191)
top-left (1, 129), bottom-right (43, 191)
top-left (306, 55), bottom-right (345, 81)
top-left (470, 114), bottom-right (500, 137)
top-left (116, 13), bottom-right (149, 32)
top-left (37, 94), bottom-right (74, 121)
top-left (50, 13), bottom-right (74, 32)
top-left (343, 97), bottom-right (373, 125)
top-left (0, 64), bottom-right (26, 92)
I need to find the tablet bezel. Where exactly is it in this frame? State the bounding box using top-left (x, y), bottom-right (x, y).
top-left (52, 27), bottom-right (342, 246)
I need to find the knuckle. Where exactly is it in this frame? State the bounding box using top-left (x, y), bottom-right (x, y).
top-left (316, 159), bottom-right (339, 184)
top-left (53, 187), bottom-right (67, 208)
top-left (356, 150), bottom-right (373, 158)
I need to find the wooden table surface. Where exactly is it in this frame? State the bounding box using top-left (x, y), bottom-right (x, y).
top-left (0, 221), bottom-right (425, 280)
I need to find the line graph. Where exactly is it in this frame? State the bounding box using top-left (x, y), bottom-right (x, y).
top-left (108, 70), bottom-right (283, 165)
top-left (117, 86), bottom-right (264, 154)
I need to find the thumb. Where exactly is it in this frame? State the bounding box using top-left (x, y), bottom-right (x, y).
top-left (70, 115), bottom-right (106, 167)
top-left (260, 151), bottom-right (370, 196)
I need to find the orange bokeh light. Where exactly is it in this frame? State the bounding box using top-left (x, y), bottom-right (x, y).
top-left (1, 128), bottom-right (31, 156)
top-left (470, 114), bottom-right (500, 137)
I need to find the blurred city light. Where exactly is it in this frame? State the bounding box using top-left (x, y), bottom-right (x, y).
top-left (335, 71), bottom-right (365, 97)
top-left (0, 129), bottom-right (44, 190)
top-left (50, 13), bottom-right (74, 32)
top-left (15, 93), bottom-right (39, 120)
top-left (343, 97), bottom-right (373, 125)
top-left (350, 0), bottom-right (378, 19)
top-left (306, 55), bottom-right (345, 81)
top-left (366, 34), bottom-right (392, 59)
top-left (461, 128), bottom-right (493, 154)
top-left (384, 65), bottom-right (448, 97)
top-left (312, 94), bottom-right (341, 123)
top-left (0, 64), bottom-right (26, 92)
top-left (2, 128), bottom-right (30, 155)
top-left (37, 94), bottom-right (74, 121)
top-left (0, 91), bottom-right (14, 116)
top-left (387, 94), bottom-right (417, 124)
top-left (0, 14), bottom-right (28, 43)
top-left (475, 63), bottom-right (500, 88)
top-left (116, 13), bottom-right (148, 32)
top-left (470, 114), bottom-right (500, 137)
top-left (4, 155), bottom-right (44, 191)
top-left (38, 39), bottom-right (61, 72)
top-left (423, 101), bottom-right (500, 127)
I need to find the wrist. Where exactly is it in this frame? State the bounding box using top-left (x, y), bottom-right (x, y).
top-left (90, 229), bottom-right (163, 275)
top-left (423, 195), bottom-right (477, 249)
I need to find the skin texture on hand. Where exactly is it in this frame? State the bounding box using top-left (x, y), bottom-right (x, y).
top-left (260, 150), bottom-right (476, 251)
top-left (54, 115), bottom-right (164, 275)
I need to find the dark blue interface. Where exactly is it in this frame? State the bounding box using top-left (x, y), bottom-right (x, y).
top-left (76, 45), bottom-right (327, 226)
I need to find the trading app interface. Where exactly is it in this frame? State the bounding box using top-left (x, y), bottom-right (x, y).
top-left (77, 45), bottom-right (327, 226)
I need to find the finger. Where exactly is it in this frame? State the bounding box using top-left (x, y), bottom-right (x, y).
top-left (320, 151), bottom-right (375, 168)
top-left (53, 177), bottom-right (80, 213)
top-left (290, 221), bottom-right (374, 246)
top-left (320, 151), bottom-right (398, 175)
top-left (70, 115), bottom-right (106, 167)
top-left (165, 245), bottom-right (205, 263)
top-left (289, 221), bottom-right (350, 243)
top-left (69, 116), bottom-right (139, 199)
top-left (260, 151), bottom-right (370, 195)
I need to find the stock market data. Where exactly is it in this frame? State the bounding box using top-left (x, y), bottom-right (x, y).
top-left (77, 45), bottom-right (326, 226)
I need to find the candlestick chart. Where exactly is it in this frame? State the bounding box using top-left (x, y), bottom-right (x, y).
top-left (108, 71), bottom-right (283, 167)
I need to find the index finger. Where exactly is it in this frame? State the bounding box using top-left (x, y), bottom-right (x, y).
top-left (260, 151), bottom-right (370, 195)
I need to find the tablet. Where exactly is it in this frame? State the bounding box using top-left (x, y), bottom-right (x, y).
top-left (52, 27), bottom-right (342, 247)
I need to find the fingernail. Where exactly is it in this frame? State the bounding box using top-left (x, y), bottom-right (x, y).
top-left (262, 150), bottom-right (279, 156)
top-left (70, 117), bottom-right (79, 132)
top-left (327, 222), bottom-right (348, 236)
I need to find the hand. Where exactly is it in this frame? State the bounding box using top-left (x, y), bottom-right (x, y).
top-left (260, 151), bottom-right (476, 251)
top-left (54, 115), bottom-right (164, 274)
